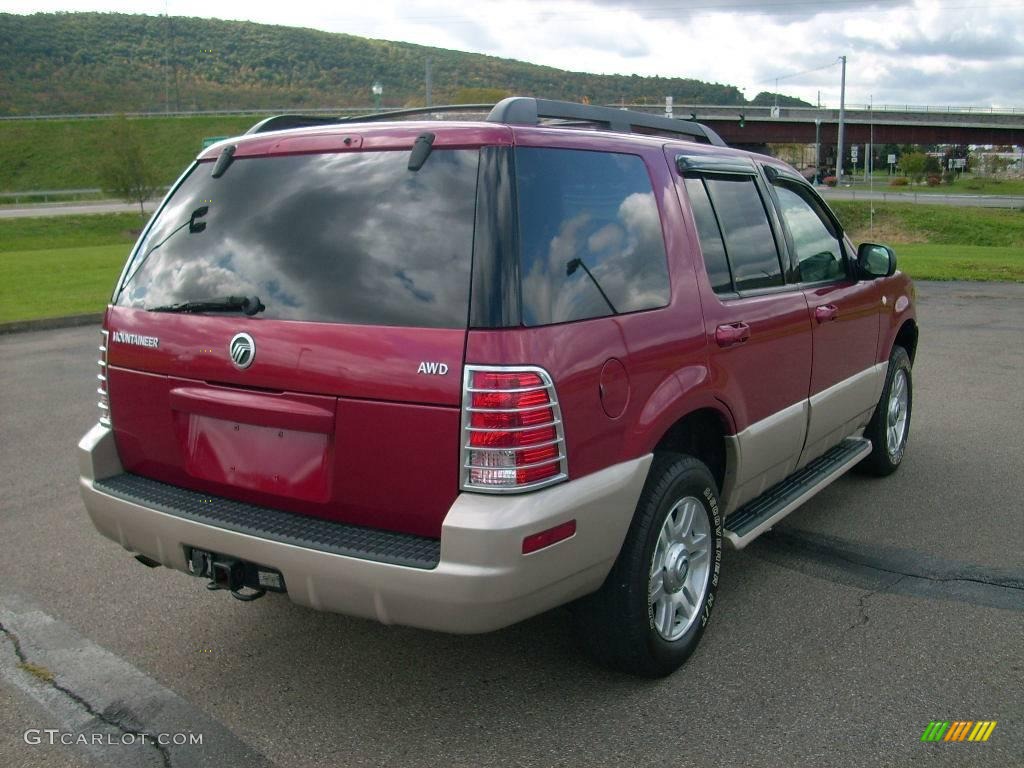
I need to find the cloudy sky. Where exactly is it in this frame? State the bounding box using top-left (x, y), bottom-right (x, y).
top-left (9, 0), bottom-right (1024, 107)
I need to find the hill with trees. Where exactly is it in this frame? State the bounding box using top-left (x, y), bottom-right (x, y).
top-left (0, 12), bottom-right (808, 115)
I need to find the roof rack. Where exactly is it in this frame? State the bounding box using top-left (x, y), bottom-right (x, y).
top-left (246, 97), bottom-right (726, 146)
top-left (488, 97), bottom-right (726, 146)
top-left (245, 104), bottom-right (493, 135)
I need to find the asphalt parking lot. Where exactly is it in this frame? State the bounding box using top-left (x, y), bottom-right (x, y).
top-left (1, 281), bottom-right (1021, 768)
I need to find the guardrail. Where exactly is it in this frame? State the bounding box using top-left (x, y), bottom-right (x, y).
top-left (0, 188), bottom-right (104, 203)
top-left (0, 108), bottom-right (369, 121)
top-left (0, 188), bottom-right (170, 204)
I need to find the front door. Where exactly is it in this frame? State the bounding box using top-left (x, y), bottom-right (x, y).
top-left (767, 178), bottom-right (883, 465)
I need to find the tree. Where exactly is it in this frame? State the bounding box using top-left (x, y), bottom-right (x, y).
top-left (900, 152), bottom-right (928, 184)
top-left (97, 115), bottom-right (160, 215)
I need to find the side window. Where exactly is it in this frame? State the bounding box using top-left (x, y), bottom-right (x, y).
top-left (773, 184), bottom-right (845, 283)
top-left (516, 148), bottom-right (670, 326)
top-left (703, 177), bottom-right (784, 292)
top-left (683, 177), bottom-right (733, 294)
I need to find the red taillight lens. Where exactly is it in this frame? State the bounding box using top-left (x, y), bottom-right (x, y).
top-left (462, 366), bottom-right (567, 492)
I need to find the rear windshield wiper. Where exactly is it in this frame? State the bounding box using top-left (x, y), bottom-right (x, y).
top-left (119, 205), bottom-right (210, 295)
top-left (148, 295), bottom-right (266, 316)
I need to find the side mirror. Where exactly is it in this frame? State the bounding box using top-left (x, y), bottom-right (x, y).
top-left (857, 242), bottom-right (896, 279)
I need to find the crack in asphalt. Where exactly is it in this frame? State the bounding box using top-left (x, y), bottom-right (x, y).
top-left (846, 575), bottom-right (907, 633)
top-left (0, 620), bottom-right (173, 768)
top-left (747, 528), bottom-right (1024, 613)
top-left (817, 544), bottom-right (1022, 592)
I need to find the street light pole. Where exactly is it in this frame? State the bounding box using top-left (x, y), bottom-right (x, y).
top-left (814, 117), bottom-right (822, 184)
top-left (836, 55), bottom-right (847, 183)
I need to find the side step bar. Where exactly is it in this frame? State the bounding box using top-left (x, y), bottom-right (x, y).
top-left (723, 437), bottom-right (872, 549)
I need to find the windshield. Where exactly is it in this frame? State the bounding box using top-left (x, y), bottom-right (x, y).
top-left (115, 149), bottom-right (479, 329)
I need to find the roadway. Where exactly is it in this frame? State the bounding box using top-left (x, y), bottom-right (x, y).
top-left (817, 187), bottom-right (1024, 209)
top-left (0, 281), bottom-right (1021, 767)
top-left (0, 201), bottom-right (158, 219)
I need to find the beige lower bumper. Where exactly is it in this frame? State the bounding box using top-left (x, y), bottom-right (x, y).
top-left (78, 424), bottom-right (651, 634)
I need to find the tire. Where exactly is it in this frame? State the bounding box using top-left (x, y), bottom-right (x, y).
top-left (860, 345), bottom-right (913, 476)
top-left (572, 454), bottom-right (723, 677)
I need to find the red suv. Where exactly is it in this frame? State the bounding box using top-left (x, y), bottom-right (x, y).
top-left (79, 98), bottom-right (918, 676)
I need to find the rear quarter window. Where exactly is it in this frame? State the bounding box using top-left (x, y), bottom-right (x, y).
top-left (515, 148), bottom-right (670, 326)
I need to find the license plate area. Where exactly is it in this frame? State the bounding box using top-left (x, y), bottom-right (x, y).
top-left (176, 414), bottom-right (332, 503)
top-left (185, 546), bottom-right (287, 593)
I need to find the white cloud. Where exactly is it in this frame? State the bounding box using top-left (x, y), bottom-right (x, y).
top-left (6, 0), bottom-right (1023, 106)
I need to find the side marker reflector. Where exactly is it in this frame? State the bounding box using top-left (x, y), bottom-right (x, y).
top-left (522, 520), bottom-right (577, 554)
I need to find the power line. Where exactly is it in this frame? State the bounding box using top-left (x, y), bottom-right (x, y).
top-left (760, 59), bottom-right (842, 88)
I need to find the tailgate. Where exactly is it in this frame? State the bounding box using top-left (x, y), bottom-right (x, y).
top-left (106, 308), bottom-right (465, 539)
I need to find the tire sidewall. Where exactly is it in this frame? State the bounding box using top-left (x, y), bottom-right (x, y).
top-left (882, 348), bottom-right (913, 468)
top-left (640, 464), bottom-right (723, 668)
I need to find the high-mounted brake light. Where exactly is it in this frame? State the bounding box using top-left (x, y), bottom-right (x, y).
top-left (97, 329), bottom-right (111, 427)
top-left (461, 366), bottom-right (568, 493)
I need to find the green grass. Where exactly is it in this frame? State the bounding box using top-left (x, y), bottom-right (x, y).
top-left (0, 115), bottom-right (255, 191)
top-left (829, 201), bottom-right (1024, 248)
top-left (830, 201), bottom-right (1023, 282)
top-left (895, 244), bottom-right (1024, 282)
top-left (0, 244), bottom-right (128, 322)
top-left (906, 178), bottom-right (1024, 196)
top-left (842, 176), bottom-right (1024, 196)
top-left (0, 213), bottom-right (142, 252)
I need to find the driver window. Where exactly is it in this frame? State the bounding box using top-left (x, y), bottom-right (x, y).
top-left (773, 184), bottom-right (845, 283)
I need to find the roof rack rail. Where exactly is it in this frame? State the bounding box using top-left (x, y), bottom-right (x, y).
top-left (487, 97), bottom-right (727, 146)
top-left (246, 104), bottom-right (494, 134)
top-left (245, 97), bottom-right (726, 146)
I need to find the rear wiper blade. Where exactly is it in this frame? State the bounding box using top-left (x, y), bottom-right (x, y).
top-left (149, 295), bottom-right (266, 316)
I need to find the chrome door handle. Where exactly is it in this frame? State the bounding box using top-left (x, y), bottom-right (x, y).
top-left (815, 304), bottom-right (838, 323)
top-left (716, 322), bottom-right (751, 347)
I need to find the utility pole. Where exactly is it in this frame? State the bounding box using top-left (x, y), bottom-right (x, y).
top-left (869, 94), bottom-right (874, 234)
top-left (836, 55), bottom-right (847, 182)
top-left (163, 0), bottom-right (170, 112)
top-left (425, 58), bottom-right (432, 108)
top-left (814, 117), bottom-right (822, 184)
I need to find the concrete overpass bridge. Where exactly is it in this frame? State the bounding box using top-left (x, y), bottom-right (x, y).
top-left (624, 104), bottom-right (1024, 146)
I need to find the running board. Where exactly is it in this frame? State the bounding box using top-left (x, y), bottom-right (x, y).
top-left (723, 438), bottom-right (872, 549)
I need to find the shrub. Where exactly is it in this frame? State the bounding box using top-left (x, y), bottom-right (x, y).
top-left (889, 177), bottom-right (909, 187)
top-left (823, 176), bottom-right (837, 187)
top-left (901, 152), bottom-right (928, 183)
top-left (942, 171), bottom-right (956, 186)
top-left (926, 175), bottom-right (941, 187)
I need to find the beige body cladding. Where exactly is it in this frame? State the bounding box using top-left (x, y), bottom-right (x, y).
top-left (79, 423), bottom-right (653, 634)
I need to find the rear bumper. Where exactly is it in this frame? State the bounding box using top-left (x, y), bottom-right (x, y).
top-left (78, 424), bottom-right (651, 633)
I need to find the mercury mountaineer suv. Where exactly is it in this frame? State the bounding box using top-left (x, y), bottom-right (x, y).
top-left (78, 97), bottom-right (918, 677)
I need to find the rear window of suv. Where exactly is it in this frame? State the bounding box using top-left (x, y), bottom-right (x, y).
top-left (115, 150), bottom-right (478, 329)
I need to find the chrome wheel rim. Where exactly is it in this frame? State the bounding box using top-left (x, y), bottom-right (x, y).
top-left (886, 369), bottom-right (909, 456)
top-left (649, 496), bottom-right (711, 642)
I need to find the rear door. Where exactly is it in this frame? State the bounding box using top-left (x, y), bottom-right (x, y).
top-left (106, 143), bottom-right (482, 538)
top-left (763, 171), bottom-right (882, 466)
top-left (672, 152), bottom-right (812, 512)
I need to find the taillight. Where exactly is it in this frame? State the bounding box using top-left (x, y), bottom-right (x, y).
top-left (461, 366), bottom-right (568, 492)
top-left (97, 329), bottom-right (111, 427)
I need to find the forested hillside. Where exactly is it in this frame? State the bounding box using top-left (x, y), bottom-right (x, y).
top-left (0, 12), bottom-right (806, 115)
